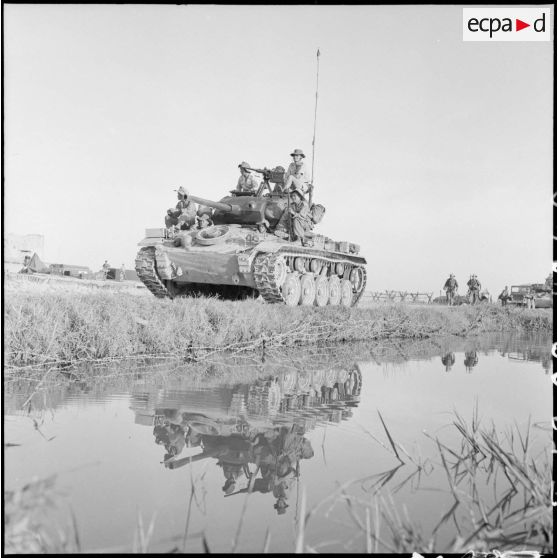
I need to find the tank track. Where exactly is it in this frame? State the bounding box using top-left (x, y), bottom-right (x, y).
top-left (253, 249), bottom-right (367, 307)
top-left (253, 253), bottom-right (286, 304)
top-left (135, 247), bottom-right (172, 299)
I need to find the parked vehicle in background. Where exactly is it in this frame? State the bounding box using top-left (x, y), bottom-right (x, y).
top-left (530, 283), bottom-right (553, 308)
top-left (508, 285), bottom-right (536, 309)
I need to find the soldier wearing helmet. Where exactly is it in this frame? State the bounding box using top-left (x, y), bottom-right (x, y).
top-left (283, 149), bottom-right (311, 194)
top-left (275, 186), bottom-right (312, 241)
top-left (236, 162), bottom-right (260, 193)
top-left (165, 186), bottom-right (197, 231)
top-left (443, 273), bottom-right (459, 306)
top-left (466, 274), bottom-right (482, 305)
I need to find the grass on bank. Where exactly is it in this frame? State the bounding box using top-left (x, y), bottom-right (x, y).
top-left (4, 289), bottom-right (552, 367)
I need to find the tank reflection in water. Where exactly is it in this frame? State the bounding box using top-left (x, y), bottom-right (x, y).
top-left (3, 333), bottom-right (553, 554)
top-left (138, 367), bottom-right (362, 515)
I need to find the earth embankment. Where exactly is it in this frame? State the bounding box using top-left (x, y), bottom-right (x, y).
top-left (5, 279), bottom-right (552, 367)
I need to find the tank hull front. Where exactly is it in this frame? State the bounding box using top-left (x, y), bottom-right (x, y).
top-left (162, 246), bottom-right (256, 288)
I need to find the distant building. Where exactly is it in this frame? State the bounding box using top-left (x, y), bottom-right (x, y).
top-left (49, 263), bottom-right (92, 278)
top-left (4, 233), bottom-right (45, 273)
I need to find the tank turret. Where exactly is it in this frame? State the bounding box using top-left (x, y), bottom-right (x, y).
top-left (184, 192), bottom-right (287, 228)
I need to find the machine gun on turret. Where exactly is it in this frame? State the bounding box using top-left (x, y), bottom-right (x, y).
top-left (243, 166), bottom-right (286, 196)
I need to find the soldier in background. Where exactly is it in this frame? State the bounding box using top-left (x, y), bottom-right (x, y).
top-left (119, 264), bottom-right (126, 282)
top-left (467, 275), bottom-right (481, 304)
top-left (443, 274), bottom-right (458, 306)
top-left (498, 286), bottom-right (510, 306)
top-left (165, 186), bottom-right (197, 231)
top-left (102, 260), bottom-right (110, 280)
top-left (236, 162), bottom-right (260, 193)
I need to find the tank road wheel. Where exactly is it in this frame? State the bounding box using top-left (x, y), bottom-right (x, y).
top-left (294, 257), bottom-right (306, 273)
top-left (340, 279), bottom-right (353, 307)
top-left (310, 259), bottom-right (321, 274)
top-left (328, 276), bottom-right (341, 306)
top-left (282, 273), bottom-right (302, 307)
top-left (300, 274), bottom-right (316, 306)
top-left (314, 275), bottom-right (330, 307)
top-left (350, 267), bottom-right (364, 293)
top-left (272, 256), bottom-right (288, 287)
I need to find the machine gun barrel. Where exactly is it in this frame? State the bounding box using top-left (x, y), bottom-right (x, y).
top-left (244, 167), bottom-right (271, 179)
top-left (184, 194), bottom-right (239, 214)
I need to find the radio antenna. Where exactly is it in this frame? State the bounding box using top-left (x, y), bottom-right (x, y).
top-left (310, 48), bottom-right (321, 187)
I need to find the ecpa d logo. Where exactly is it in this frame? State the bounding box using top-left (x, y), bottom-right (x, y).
top-left (463, 8), bottom-right (550, 41)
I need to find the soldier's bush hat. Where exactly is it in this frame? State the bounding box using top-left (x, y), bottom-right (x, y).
top-left (290, 186), bottom-right (305, 198)
top-left (290, 149), bottom-right (305, 158)
top-left (238, 161), bottom-right (251, 169)
top-left (174, 186), bottom-right (188, 196)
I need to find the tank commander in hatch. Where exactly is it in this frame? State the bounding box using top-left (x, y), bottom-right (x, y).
top-left (283, 149), bottom-right (311, 194)
top-left (165, 186), bottom-right (197, 231)
top-left (196, 205), bottom-right (214, 229)
top-left (236, 162), bottom-right (260, 193)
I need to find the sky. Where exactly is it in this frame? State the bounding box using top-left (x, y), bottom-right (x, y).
top-left (4, 4), bottom-right (554, 297)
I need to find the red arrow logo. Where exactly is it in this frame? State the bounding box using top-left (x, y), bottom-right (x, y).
top-left (516, 18), bottom-right (530, 31)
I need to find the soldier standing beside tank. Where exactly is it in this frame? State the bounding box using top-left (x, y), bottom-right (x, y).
top-left (443, 274), bottom-right (458, 306)
top-left (283, 149), bottom-right (311, 194)
top-left (236, 162), bottom-right (260, 193)
top-left (165, 186), bottom-right (197, 231)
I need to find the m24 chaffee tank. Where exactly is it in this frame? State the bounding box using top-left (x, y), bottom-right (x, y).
top-left (135, 177), bottom-right (367, 307)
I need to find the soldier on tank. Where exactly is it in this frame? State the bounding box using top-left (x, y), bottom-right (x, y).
top-left (274, 187), bottom-right (312, 241)
top-left (165, 186), bottom-right (197, 231)
top-left (283, 149), bottom-right (311, 194)
top-left (443, 274), bottom-right (458, 306)
top-left (196, 205), bottom-right (214, 229)
top-left (290, 188), bottom-right (312, 240)
top-left (236, 162), bottom-right (260, 193)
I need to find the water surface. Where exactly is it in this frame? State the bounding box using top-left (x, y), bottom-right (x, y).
top-left (4, 333), bottom-right (553, 553)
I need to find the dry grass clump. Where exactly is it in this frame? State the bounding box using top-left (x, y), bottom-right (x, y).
top-left (4, 287), bottom-right (552, 367)
top-left (298, 411), bottom-right (553, 554)
top-left (4, 475), bottom-right (80, 553)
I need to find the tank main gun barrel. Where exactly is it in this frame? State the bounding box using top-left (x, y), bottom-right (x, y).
top-left (184, 194), bottom-right (240, 214)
